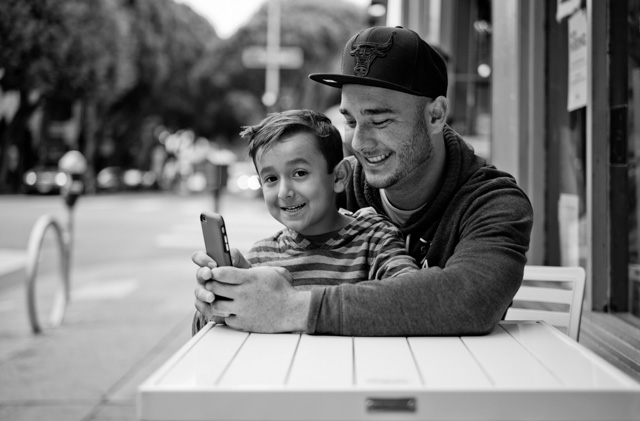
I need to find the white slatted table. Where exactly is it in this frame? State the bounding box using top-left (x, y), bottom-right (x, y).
top-left (137, 321), bottom-right (640, 421)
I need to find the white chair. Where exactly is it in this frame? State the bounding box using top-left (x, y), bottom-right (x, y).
top-left (505, 265), bottom-right (586, 341)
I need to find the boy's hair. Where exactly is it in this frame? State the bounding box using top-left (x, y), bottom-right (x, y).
top-left (240, 109), bottom-right (343, 173)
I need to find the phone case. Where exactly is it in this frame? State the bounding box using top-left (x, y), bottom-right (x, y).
top-left (200, 212), bottom-right (232, 266)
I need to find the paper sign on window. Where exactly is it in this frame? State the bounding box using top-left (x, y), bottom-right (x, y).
top-left (567, 9), bottom-right (588, 112)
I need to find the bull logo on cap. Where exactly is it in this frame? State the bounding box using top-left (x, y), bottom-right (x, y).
top-left (350, 31), bottom-right (394, 77)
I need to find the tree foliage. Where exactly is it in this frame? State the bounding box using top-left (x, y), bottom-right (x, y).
top-left (191, 0), bottom-right (366, 141)
top-left (103, 0), bottom-right (219, 168)
top-left (0, 0), bottom-right (136, 187)
top-left (0, 0), bottom-right (219, 184)
top-left (0, 0), bottom-right (366, 191)
top-left (0, 0), bottom-right (133, 102)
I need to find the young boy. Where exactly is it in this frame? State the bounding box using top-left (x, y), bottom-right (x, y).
top-left (193, 109), bottom-right (417, 331)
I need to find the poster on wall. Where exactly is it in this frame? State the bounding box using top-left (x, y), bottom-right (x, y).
top-left (557, 0), bottom-right (581, 22)
top-left (559, 193), bottom-right (580, 267)
top-left (567, 9), bottom-right (588, 112)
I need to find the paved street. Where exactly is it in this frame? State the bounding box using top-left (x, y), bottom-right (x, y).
top-left (0, 191), bottom-right (282, 421)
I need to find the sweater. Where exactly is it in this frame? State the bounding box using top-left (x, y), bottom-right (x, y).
top-left (246, 207), bottom-right (419, 288)
top-left (307, 125), bottom-right (534, 336)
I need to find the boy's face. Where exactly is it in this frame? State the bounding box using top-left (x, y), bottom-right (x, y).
top-left (256, 132), bottom-right (339, 236)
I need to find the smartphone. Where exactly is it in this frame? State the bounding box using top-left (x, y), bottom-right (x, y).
top-left (200, 212), bottom-right (232, 267)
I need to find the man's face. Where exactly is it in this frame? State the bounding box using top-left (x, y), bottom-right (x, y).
top-left (339, 84), bottom-right (432, 190)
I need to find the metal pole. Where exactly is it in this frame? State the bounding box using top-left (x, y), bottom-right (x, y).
top-left (264, 0), bottom-right (281, 109)
top-left (65, 204), bottom-right (75, 296)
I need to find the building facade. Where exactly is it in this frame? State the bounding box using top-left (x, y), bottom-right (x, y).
top-left (390, 0), bottom-right (640, 378)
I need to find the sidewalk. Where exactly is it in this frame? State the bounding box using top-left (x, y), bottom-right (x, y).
top-left (0, 191), bottom-right (283, 421)
top-left (0, 251), bottom-right (196, 421)
top-left (0, 248), bottom-right (27, 292)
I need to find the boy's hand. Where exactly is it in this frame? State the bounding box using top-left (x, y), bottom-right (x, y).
top-left (230, 248), bottom-right (251, 269)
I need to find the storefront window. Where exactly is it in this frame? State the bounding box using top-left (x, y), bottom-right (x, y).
top-left (545, 2), bottom-right (588, 269)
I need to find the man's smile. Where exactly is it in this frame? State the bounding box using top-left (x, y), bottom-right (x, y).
top-left (364, 152), bottom-right (392, 164)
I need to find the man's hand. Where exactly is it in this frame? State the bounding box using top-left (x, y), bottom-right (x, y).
top-left (192, 250), bottom-right (311, 333)
top-left (207, 266), bottom-right (311, 333)
top-left (192, 248), bottom-right (251, 324)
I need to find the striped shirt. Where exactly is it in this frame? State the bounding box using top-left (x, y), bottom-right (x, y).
top-left (246, 207), bottom-right (419, 289)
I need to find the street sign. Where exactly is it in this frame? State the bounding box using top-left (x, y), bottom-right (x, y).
top-left (241, 46), bottom-right (304, 69)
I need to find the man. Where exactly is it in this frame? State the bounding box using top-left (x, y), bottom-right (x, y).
top-left (193, 26), bottom-right (533, 336)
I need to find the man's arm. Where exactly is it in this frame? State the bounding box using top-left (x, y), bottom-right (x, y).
top-left (309, 186), bottom-right (533, 336)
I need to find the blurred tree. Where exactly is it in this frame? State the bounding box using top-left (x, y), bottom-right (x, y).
top-left (190, 0), bottom-right (366, 145)
top-left (0, 0), bottom-right (135, 188)
top-left (48, 0), bottom-right (134, 102)
top-left (101, 0), bottom-right (218, 171)
top-left (0, 0), bottom-right (217, 189)
top-left (57, 0), bottom-right (136, 184)
top-left (0, 0), bottom-right (362, 191)
top-left (0, 0), bottom-right (65, 189)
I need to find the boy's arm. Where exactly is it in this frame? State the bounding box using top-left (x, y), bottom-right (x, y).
top-left (366, 220), bottom-right (420, 280)
top-left (369, 238), bottom-right (420, 279)
top-left (350, 207), bottom-right (419, 279)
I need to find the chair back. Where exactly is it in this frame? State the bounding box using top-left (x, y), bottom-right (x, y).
top-left (505, 265), bottom-right (586, 340)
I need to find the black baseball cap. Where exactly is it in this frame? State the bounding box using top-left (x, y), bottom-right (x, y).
top-left (309, 26), bottom-right (448, 98)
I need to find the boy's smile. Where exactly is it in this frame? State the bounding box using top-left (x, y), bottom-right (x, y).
top-left (281, 203), bottom-right (306, 213)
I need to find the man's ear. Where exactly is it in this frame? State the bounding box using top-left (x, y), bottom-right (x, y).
top-left (332, 158), bottom-right (352, 193)
top-left (426, 96), bottom-right (449, 135)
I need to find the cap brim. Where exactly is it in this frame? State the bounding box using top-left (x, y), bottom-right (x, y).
top-left (309, 73), bottom-right (427, 97)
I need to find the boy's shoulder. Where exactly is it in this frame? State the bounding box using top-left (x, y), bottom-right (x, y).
top-left (250, 228), bottom-right (289, 248)
top-left (340, 206), bottom-right (397, 229)
top-left (247, 229), bottom-right (296, 263)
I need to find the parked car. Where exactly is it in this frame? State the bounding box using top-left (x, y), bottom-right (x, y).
top-left (226, 160), bottom-right (261, 198)
top-left (22, 166), bottom-right (67, 195)
top-left (122, 169), bottom-right (157, 190)
top-left (96, 167), bottom-right (158, 192)
top-left (96, 166), bottom-right (123, 192)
